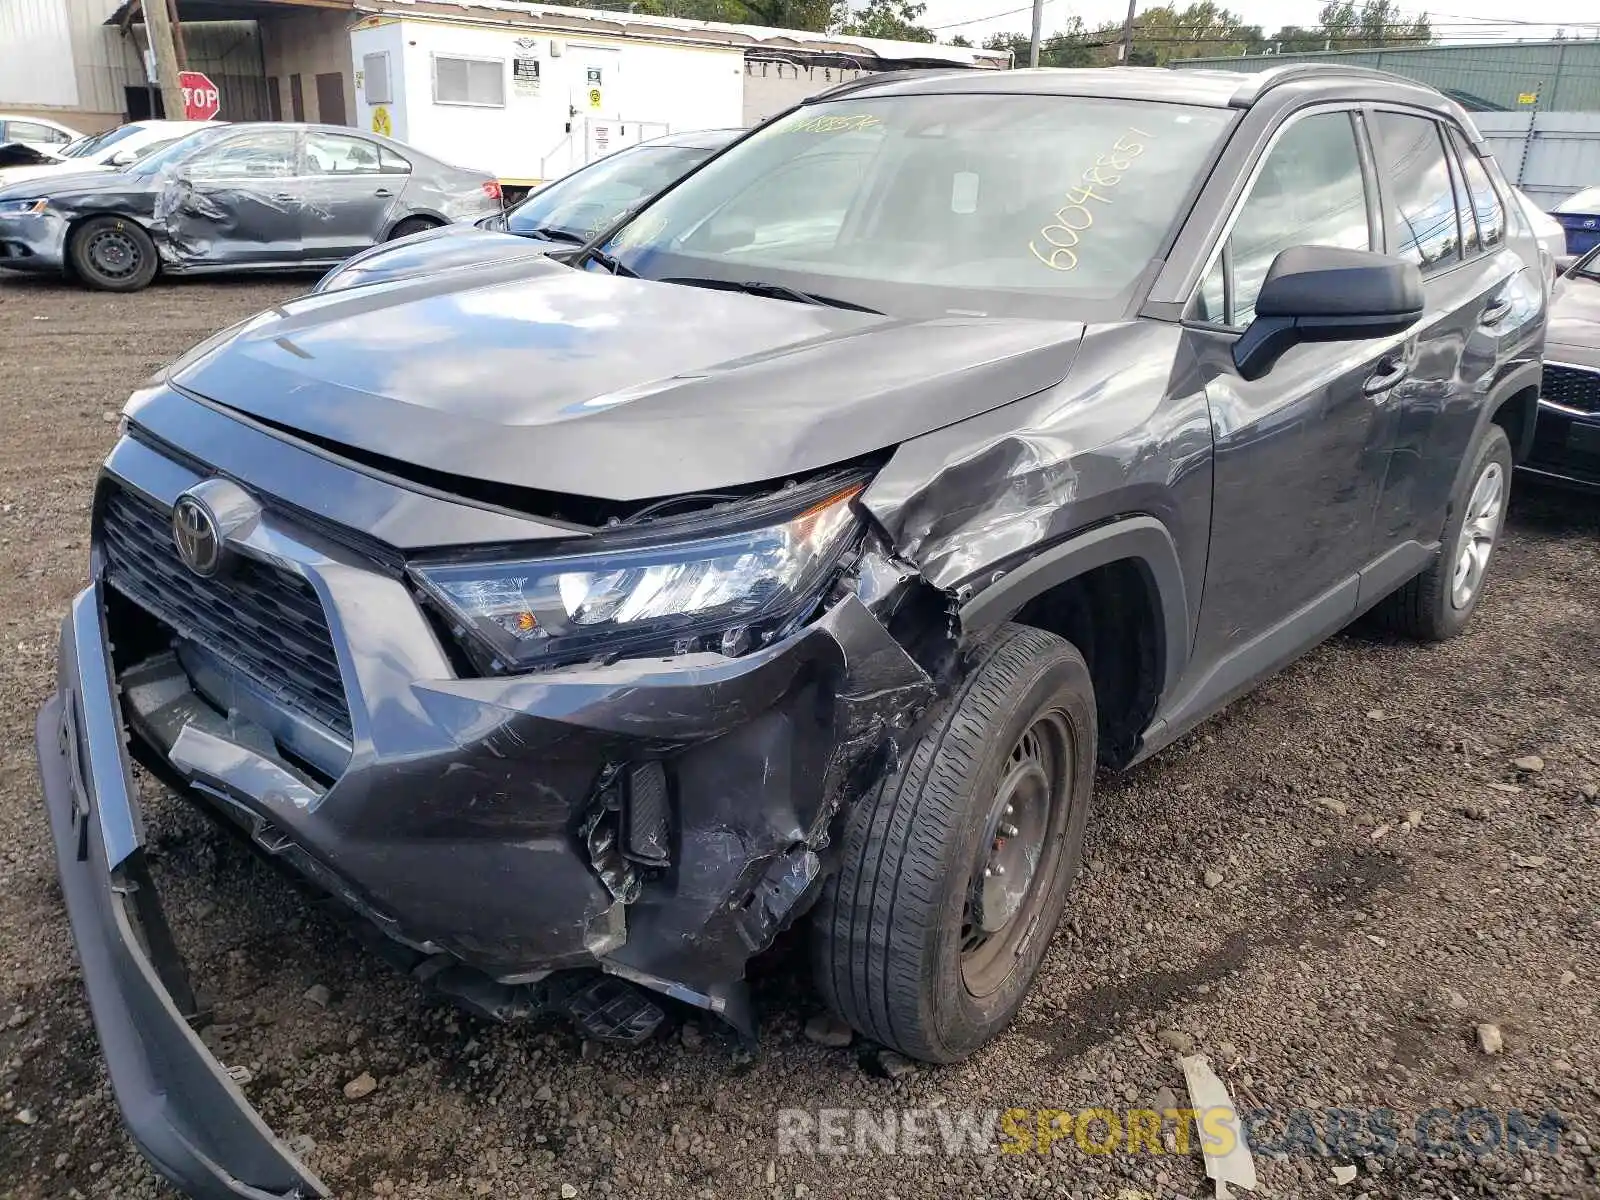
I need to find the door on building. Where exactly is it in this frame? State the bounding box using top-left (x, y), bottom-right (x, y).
top-left (315, 73), bottom-right (347, 126)
top-left (568, 46), bottom-right (621, 163)
top-left (290, 74), bottom-right (305, 121)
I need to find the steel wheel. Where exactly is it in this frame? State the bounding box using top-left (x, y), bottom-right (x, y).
top-left (84, 227), bottom-right (144, 282)
top-left (960, 709), bottom-right (1072, 997)
top-left (1450, 460), bottom-right (1504, 610)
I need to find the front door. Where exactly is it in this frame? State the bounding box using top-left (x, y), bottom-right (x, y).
top-left (300, 130), bottom-right (400, 260)
top-left (164, 128), bottom-right (303, 265)
top-left (1182, 109), bottom-right (1402, 693)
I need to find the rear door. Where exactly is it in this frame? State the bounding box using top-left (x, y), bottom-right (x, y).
top-left (300, 130), bottom-right (402, 260)
top-left (1360, 110), bottom-right (1536, 566)
top-left (166, 128), bottom-right (303, 265)
top-left (1182, 108), bottom-right (1400, 681)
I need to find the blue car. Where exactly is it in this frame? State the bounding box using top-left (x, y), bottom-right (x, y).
top-left (1554, 185), bottom-right (1600, 258)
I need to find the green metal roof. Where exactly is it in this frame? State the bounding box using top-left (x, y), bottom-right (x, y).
top-left (1181, 39), bottom-right (1600, 112)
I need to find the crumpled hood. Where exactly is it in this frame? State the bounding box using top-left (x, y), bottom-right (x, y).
top-left (170, 263), bottom-right (1087, 502)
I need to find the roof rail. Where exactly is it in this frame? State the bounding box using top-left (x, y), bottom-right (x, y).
top-left (800, 67), bottom-right (957, 105)
top-left (1227, 63), bottom-right (1414, 107)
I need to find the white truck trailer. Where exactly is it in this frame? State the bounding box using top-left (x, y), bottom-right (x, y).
top-left (347, 0), bottom-right (1006, 191)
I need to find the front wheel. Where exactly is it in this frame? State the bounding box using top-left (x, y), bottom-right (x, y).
top-left (811, 623), bottom-right (1096, 1063)
top-left (1372, 424), bottom-right (1512, 641)
top-left (69, 216), bottom-right (158, 292)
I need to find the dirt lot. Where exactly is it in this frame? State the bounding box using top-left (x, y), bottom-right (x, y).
top-left (0, 274), bottom-right (1597, 1200)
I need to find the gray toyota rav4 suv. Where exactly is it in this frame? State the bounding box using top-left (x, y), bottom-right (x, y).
top-left (37, 65), bottom-right (1545, 1198)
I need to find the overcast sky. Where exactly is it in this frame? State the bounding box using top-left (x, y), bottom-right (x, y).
top-left (917, 0), bottom-right (1600, 50)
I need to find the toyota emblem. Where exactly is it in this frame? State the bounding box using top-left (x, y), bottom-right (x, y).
top-left (172, 494), bottom-right (223, 577)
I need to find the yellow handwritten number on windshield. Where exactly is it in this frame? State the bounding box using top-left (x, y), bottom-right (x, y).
top-left (1029, 129), bottom-right (1152, 272)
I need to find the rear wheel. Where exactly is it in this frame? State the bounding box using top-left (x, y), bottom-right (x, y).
top-left (811, 623), bottom-right (1096, 1062)
top-left (69, 216), bottom-right (158, 292)
top-left (387, 216), bottom-right (440, 241)
top-left (1372, 424), bottom-right (1512, 641)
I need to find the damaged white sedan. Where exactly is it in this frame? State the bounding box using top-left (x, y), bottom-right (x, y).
top-left (0, 122), bottom-right (502, 290)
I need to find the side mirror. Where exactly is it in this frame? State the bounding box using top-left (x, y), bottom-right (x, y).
top-left (1233, 246), bottom-right (1423, 381)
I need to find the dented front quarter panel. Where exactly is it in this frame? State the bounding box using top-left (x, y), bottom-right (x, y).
top-left (862, 320), bottom-right (1214, 633)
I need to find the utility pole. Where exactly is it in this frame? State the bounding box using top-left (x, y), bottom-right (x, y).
top-left (165, 0), bottom-right (188, 71)
top-left (1028, 0), bottom-right (1043, 68)
top-left (1119, 0), bottom-right (1138, 63)
top-left (141, 0), bottom-right (187, 120)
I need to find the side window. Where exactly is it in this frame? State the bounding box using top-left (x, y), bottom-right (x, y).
top-left (11, 121), bottom-right (71, 145)
top-left (1370, 113), bottom-right (1462, 273)
top-left (1202, 112), bottom-right (1372, 327)
top-left (1449, 129), bottom-right (1506, 253)
top-left (305, 132), bottom-right (381, 175)
top-left (189, 130), bottom-right (297, 179)
top-left (378, 146), bottom-right (411, 175)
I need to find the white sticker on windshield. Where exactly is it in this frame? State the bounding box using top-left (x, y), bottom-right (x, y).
top-left (951, 171), bottom-right (979, 215)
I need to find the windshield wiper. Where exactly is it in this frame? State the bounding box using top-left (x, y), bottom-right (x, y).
top-left (583, 246), bottom-right (638, 277)
top-left (528, 226), bottom-right (586, 244)
top-left (662, 276), bottom-right (881, 314)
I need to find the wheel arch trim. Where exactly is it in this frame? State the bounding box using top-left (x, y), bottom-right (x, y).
top-left (955, 515), bottom-right (1191, 699)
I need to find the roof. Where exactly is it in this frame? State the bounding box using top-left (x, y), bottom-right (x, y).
top-left (813, 63), bottom-right (1449, 108)
top-left (108, 0), bottom-right (1008, 67)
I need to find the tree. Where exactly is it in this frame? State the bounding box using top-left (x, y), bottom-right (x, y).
top-left (840, 0), bottom-right (934, 43)
top-left (948, 33), bottom-right (971, 46)
top-left (1316, 0), bottom-right (1431, 48)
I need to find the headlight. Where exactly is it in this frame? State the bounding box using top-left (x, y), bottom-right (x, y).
top-left (413, 479), bottom-right (866, 672)
top-left (0, 199), bottom-right (48, 215)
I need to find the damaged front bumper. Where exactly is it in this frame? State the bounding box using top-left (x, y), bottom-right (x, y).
top-left (0, 208), bottom-right (68, 274)
top-left (37, 590), bottom-right (329, 1200)
top-left (40, 429), bottom-right (938, 1193)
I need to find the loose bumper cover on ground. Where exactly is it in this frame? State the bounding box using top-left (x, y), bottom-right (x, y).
top-left (36, 407), bottom-right (945, 1196)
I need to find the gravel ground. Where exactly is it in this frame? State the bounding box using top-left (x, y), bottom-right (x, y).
top-left (1, 274), bottom-right (1597, 1200)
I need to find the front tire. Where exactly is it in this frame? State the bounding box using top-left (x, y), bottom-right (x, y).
top-left (69, 216), bottom-right (158, 292)
top-left (1372, 424), bottom-right (1512, 641)
top-left (812, 623), bottom-right (1096, 1063)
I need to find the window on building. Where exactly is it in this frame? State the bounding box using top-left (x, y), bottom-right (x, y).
top-left (1195, 111), bottom-right (1372, 327)
top-left (1448, 128), bottom-right (1505, 254)
top-left (433, 55), bottom-right (505, 107)
top-left (363, 52), bottom-right (392, 105)
top-left (1370, 112), bottom-right (1462, 273)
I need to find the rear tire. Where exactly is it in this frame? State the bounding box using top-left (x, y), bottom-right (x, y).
top-left (1372, 424), bottom-right (1512, 641)
top-left (811, 623), bottom-right (1096, 1063)
top-left (69, 216), bottom-right (158, 292)
top-left (387, 216), bottom-right (440, 241)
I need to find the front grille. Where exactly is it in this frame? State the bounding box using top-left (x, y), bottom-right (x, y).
top-left (1543, 363), bottom-right (1600, 415)
top-left (99, 486), bottom-right (353, 741)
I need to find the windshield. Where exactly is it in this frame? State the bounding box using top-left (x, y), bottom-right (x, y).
top-left (75, 125), bottom-right (143, 161)
top-left (127, 127), bottom-right (226, 176)
top-left (508, 143), bottom-right (719, 241)
top-left (596, 95), bottom-right (1234, 317)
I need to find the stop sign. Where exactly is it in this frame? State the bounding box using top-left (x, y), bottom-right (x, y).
top-left (178, 71), bottom-right (221, 121)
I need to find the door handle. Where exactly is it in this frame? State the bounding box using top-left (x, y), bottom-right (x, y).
top-left (374, 187), bottom-right (393, 197)
top-left (1363, 354), bottom-right (1409, 397)
top-left (1479, 296), bottom-right (1512, 326)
